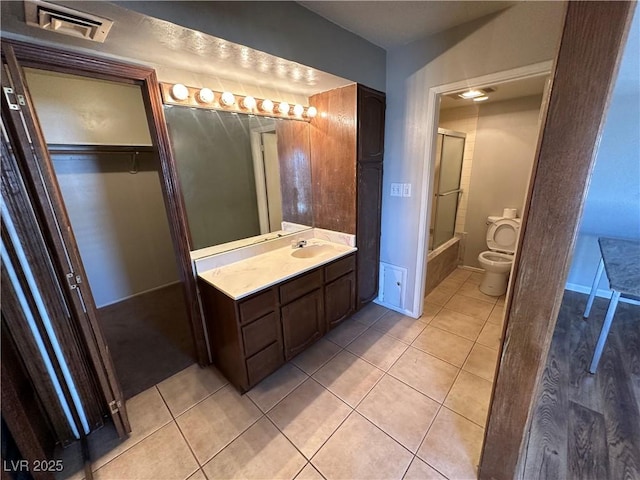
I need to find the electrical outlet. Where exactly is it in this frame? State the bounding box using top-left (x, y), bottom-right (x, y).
top-left (402, 183), bottom-right (412, 197)
top-left (390, 183), bottom-right (402, 197)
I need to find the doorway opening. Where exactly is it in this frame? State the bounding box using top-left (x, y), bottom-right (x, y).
top-left (24, 67), bottom-right (196, 400)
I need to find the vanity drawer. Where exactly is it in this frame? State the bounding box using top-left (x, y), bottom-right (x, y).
top-left (246, 341), bottom-right (284, 386)
top-left (238, 288), bottom-right (277, 324)
top-left (280, 268), bottom-right (323, 304)
top-left (325, 254), bottom-right (356, 283)
top-left (242, 312), bottom-right (279, 358)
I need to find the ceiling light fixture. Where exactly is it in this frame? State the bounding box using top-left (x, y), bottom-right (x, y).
top-left (473, 96), bottom-right (489, 102)
top-left (458, 90), bottom-right (485, 99)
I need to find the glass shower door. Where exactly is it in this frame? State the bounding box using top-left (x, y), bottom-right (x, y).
top-left (431, 130), bottom-right (465, 250)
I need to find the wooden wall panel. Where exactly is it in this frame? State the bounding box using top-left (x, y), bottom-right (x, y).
top-left (309, 84), bottom-right (357, 234)
top-left (276, 121), bottom-right (313, 226)
top-left (479, 2), bottom-right (635, 479)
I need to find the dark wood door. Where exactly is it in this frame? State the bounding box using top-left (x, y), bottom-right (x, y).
top-left (325, 272), bottom-right (357, 330)
top-left (356, 161), bottom-right (384, 307)
top-left (1, 43), bottom-right (130, 437)
top-left (281, 289), bottom-right (324, 360)
top-left (356, 85), bottom-right (385, 309)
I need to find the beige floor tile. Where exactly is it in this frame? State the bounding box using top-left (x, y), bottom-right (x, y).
top-left (420, 302), bottom-right (442, 324)
top-left (465, 271), bottom-right (484, 285)
top-left (295, 463), bottom-right (325, 480)
top-left (313, 350), bottom-right (384, 407)
top-left (291, 338), bottom-right (342, 375)
top-left (444, 268), bottom-right (472, 285)
top-left (372, 311), bottom-right (428, 343)
top-left (417, 408), bottom-right (484, 480)
top-left (93, 423), bottom-right (198, 480)
top-left (429, 308), bottom-right (485, 342)
top-left (463, 344), bottom-right (499, 382)
top-left (477, 322), bottom-right (503, 351)
top-left (202, 417), bottom-right (306, 480)
top-left (457, 281), bottom-right (499, 304)
top-left (88, 387), bottom-right (173, 471)
top-left (496, 294), bottom-right (506, 305)
top-left (425, 283), bottom-right (458, 306)
top-left (187, 470), bottom-right (207, 480)
top-left (176, 384), bottom-right (262, 464)
top-left (389, 347), bottom-right (459, 403)
top-left (357, 375), bottom-right (439, 453)
top-left (403, 457), bottom-right (447, 480)
top-left (487, 304), bottom-right (506, 326)
top-left (157, 364), bottom-right (227, 416)
top-left (351, 302), bottom-right (390, 326)
top-left (444, 294), bottom-right (494, 321)
top-left (324, 318), bottom-right (368, 347)
top-left (346, 328), bottom-right (409, 371)
top-left (268, 378), bottom-right (351, 459)
top-left (312, 413), bottom-right (413, 480)
top-left (412, 326), bottom-right (474, 367)
top-left (444, 371), bottom-right (493, 427)
top-left (246, 363), bottom-right (308, 412)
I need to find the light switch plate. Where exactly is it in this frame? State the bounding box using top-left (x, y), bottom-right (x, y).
top-left (402, 183), bottom-right (412, 197)
top-left (390, 183), bottom-right (402, 197)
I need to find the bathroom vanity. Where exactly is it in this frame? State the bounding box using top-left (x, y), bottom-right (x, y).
top-left (196, 238), bottom-right (356, 392)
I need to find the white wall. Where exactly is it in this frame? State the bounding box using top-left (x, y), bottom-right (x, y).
top-left (463, 95), bottom-right (543, 267)
top-left (26, 69), bottom-right (179, 307)
top-left (25, 69), bottom-right (152, 146)
top-left (382, 2), bottom-right (565, 316)
top-left (566, 9), bottom-right (640, 297)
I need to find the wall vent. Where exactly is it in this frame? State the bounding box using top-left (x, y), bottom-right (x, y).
top-left (24, 0), bottom-right (113, 43)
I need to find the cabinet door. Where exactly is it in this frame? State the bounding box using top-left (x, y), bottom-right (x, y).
top-left (281, 290), bottom-right (324, 360)
top-left (325, 272), bottom-right (356, 330)
top-left (357, 162), bottom-right (383, 307)
top-left (358, 85), bottom-right (385, 163)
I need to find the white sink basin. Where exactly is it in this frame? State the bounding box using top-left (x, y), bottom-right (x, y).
top-left (291, 244), bottom-right (333, 259)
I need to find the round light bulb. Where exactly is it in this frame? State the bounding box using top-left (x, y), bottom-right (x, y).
top-left (242, 96), bottom-right (257, 110)
top-left (220, 91), bottom-right (235, 107)
top-left (197, 88), bottom-right (214, 104)
top-left (293, 104), bottom-right (304, 117)
top-left (306, 106), bottom-right (317, 118)
top-left (171, 83), bottom-right (189, 101)
top-left (260, 99), bottom-right (274, 113)
top-left (278, 102), bottom-right (290, 115)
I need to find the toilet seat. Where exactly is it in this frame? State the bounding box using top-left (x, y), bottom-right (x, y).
top-left (486, 218), bottom-right (520, 253)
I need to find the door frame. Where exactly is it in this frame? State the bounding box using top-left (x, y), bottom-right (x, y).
top-left (479, 2), bottom-right (636, 478)
top-left (1, 39), bottom-right (209, 368)
top-left (412, 60), bottom-right (553, 317)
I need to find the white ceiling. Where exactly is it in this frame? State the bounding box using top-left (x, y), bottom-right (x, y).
top-left (298, 1), bottom-right (516, 49)
top-left (440, 75), bottom-right (548, 109)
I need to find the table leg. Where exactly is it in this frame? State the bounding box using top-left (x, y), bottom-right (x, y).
top-left (589, 290), bottom-right (621, 374)
top-left (584, 258), bottom-right (605, 319)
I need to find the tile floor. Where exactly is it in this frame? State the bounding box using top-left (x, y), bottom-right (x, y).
top-left (58, 268), bottom-right (504, 480)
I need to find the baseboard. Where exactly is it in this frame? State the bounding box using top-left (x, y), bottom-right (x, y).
top-left (565, 282), bottom-right (640, 306)
top-left (97, 280), bottom-right (182, 309)
top-left (459, 265), bottom-right (484, 273)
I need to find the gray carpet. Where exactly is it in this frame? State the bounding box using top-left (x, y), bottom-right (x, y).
top-left (97, 283), bottom-right (196, 399)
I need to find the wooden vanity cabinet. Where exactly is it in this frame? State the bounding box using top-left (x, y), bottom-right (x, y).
top-left (198, 253), bottom-right (356, 392)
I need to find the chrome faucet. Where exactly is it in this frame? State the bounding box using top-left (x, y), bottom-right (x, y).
top-left (292, 239), bottom-right (307, 249)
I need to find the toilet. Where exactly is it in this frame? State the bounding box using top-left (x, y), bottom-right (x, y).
top-left (478, 216), bottom-right (521, 296)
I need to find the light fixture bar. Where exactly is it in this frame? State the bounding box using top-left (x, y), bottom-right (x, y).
top-left (159, 83), bottom-right (316, 122)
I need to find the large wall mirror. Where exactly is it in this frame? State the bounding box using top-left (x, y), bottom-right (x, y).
top-left (164, 106), bottom-right (313, 251)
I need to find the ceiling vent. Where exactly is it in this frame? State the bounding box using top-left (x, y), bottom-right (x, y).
top-left (24, 0), bottom-right (113, 43)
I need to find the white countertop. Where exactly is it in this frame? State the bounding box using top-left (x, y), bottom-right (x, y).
top-left (198, 239), bottom-right (357, 300)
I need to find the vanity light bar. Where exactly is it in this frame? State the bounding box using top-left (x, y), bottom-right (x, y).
top-left (160, 83), bottom-right (317, 121)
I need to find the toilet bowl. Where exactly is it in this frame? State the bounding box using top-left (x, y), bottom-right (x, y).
top-left (478, 216), bottom-right (520, 296)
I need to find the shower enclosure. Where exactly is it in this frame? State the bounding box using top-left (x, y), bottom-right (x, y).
top-left (429, 128), bottom-right (466, 251)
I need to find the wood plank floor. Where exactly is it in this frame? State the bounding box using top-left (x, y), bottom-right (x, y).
top-left (524, 290), bottom-right (640, 479)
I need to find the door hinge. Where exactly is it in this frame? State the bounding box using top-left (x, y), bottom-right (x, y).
top-left (2, 87), bottom-right (25, 110)
top-left (108, 400), bottom-right (121, 414)
top-left (66, 272), bottom-right (82, 289)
